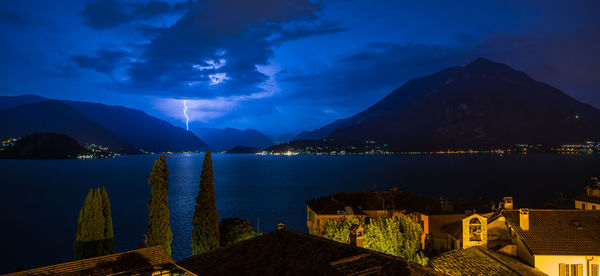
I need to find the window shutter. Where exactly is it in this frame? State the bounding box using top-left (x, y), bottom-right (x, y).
top-left (577, 264), bottom-right (583, 276)
top-left (559, 263), bottom-right (565, 276)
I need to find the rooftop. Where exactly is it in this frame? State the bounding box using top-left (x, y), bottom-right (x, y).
top-left (4, 246), bottom-right (193, 276)
top-left (575, 194), bottom-right (600, 204)
top-left (306, 191), bottom-right (494, 215)
top-left (503, 209), bottom-right (600, 255)
top-left (430, 247), bottom-right (546, 276)
top-left (177, 228), bottom-right (444, 275)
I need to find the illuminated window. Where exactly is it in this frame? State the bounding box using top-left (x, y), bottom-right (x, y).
top-left (469, 218), bottom-right (482, 241)
top-left (559, 264), bottom-right (583, 276)
top-left (591, 264), bottom-right (599, 276)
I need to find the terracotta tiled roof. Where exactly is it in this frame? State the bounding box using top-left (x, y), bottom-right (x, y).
top-left (306, 192), bottom-right (494, 215)
top-left (4, 246), bottom-right (194, 276)
top-left (428, 214), bottom-right (465, 238)
top-left (177, 228), bottom-right (444, 276)
top-left (430, 247), bottom-right (546, 276)
top-left (503, 209), bottom-right (600, 255)
top-left (575, 194), bottom-right (600, 205)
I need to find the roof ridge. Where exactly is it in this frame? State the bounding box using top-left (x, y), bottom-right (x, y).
top-left (476, 247), bottom-right (523, 276)
top-left (6, 246), bottom-right (172, 275)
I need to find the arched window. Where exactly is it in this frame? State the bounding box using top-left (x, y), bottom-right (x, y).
top-left (469, 217), bottom-right (482, 241)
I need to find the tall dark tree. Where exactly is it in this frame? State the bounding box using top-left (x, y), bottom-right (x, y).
top-left (74, 187), bottom-right (114, 260)
top-left (100, 187), bottom-right (114, 254)
top-left (146, 154), bottom-right (172, 255)
top-left (191, 152), bottom-right (220, 255)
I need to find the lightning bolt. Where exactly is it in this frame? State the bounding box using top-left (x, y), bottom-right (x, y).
top-left (183, 100), bottom-right (189, 131)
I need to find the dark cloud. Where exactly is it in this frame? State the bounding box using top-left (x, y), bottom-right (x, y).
top-left (269, 20), bottom-right (345, 44)
top-left (0, 10), bottom-right (34, 25)
top-left (123, 0), bottom-right (335, 98)
top-left (71, 49), bottom-right (130, 73)
top-left (81, 0), bottom-right (192, 30)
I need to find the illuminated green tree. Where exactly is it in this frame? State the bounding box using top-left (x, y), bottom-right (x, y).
top-left (191, 152), bottom-right (220, 255)
top-left (322, 218), bottom-right (363, 243)
top-left (74, 187), bottom-right (114, 260)
top-left (219, 218), bottom-right (259, 247)
top-left (147, 154), bottom-right (172, 255)
top-left (322, 216), bottom-right (428, 265)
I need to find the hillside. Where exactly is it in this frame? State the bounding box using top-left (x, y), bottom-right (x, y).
top-left (280, 58), bottom-right (600, 151)
top-left (0, 100), bottom-right (138, 153)
top-left (64, 101), bottom-right (209, 152)
top-left (193, 127), bottom-right (273, 151)
top-left (0, 95), bottom-right (209, 153)
top-left (0, 132), bottom-right (85, 159)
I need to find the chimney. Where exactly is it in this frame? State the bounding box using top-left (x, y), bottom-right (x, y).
top-left (277, 222), bottom-right (285, 230)
top-left (348, 224), bottom-right (364, 247)
top-left (519, 209), bottom-right (530, 231)
top-left (503, 197), bottom-right (513, 210)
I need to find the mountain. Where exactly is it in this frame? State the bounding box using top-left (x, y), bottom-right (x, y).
top-left (193, 127), bottom-right (274, 151)
top-left (0, 94), bottom-right (46, 110)
top-left (271, 132), bottom-right (296, 144)
top-left (0, 132), bottom-right (85, 159)
top-left (0, 95), bottom-right (209, 152)
top-left (285, 58), bottom-right (600, 151)
top-left (0, 100), bottom-right (139, 153)
top-left (226, 145), bottom-right (261, 154)
top-left (63, 100), bottom-right (208, 152)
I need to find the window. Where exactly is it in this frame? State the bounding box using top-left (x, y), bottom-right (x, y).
top-left (469, 218), bottom-right (482, 241)
top-left (559, 264), bottom-right (583, 276)
top-left (582, 204), bottom-right (587, 210)
top-left (592, 264), bottom-right (599, 276)
top-left (307, 209), bottom-right (314, 222)
top-left (337, 210), bottom-right (345, 215)
top-left (593, 205), bottom-right (597, 210)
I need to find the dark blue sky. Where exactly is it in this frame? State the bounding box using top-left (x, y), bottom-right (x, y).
top-left (1, 0), bottom-right (599, 136)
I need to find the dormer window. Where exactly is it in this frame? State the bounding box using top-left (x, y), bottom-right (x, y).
top-left (469, 218), bottom-right (483, 241)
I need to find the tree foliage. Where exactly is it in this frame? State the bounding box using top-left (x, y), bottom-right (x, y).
top-left (322, 216), bottom-right (428, 265)
top-left (191, 152), bottom-right (220, 255)
top-left (74, 187), bottom-right (114, 260)
top-left (219, 218), bottom-right (259, 247)
top-left (147, 154), bottom-right (172, 255)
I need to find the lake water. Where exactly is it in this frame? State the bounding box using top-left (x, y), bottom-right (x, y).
top-left (0, 153), bottom-right (598, 273)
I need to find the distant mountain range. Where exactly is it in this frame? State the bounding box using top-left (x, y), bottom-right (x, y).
top-left (277, 58), bottom-right (600, 152)
top-left (192, 127), bottom-right (274, 151)
top-left (0, 95), bottom-right (209, 153)
top-left (0, 132), bottom-right (86, 159)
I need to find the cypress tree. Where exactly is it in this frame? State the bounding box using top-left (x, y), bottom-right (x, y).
top-left (191, 151), bottom-right (220, 255)
top-left (75, 187), bottom-right (114, 259)
top-left (100, 187), bottom-right (114, 254)
top-left (147, 154), bottom-right (172, 255)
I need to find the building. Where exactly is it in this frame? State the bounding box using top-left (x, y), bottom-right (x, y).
top-left (4, 246), bottom-right (195, 276)
top-left (177, 227), bottom-right (444, 275)
top-left (430, 246), bottom-right (546, 275)
top-left (305, 191), bottom-right (496, 251)
top-left (575, 178), bottom-right (600, 210)
top-left (502, 209), bottom-right (600, 276)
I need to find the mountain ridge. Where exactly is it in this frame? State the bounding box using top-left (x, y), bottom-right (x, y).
top-left (280, 58), bottom-right (600, 151)
top-left (0, 95), bottom-right (209, 152)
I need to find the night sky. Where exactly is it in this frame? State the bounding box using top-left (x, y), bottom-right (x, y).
top-left (1, 0), bottom-right (599, 136)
